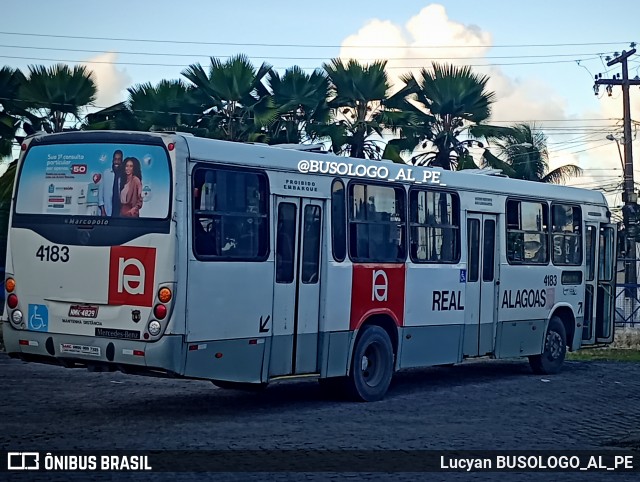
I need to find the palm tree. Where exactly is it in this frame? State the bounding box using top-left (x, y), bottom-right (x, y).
top-left (319, 58), bottom-right (391, 159)
top-left (0, 67), bottom-right (24, 259)
top-left (0, 160), bottom-right (16, 201)
top-left (181, 54), bottom-right (276, 142)
top-left (20, 64), bottom-right (97, 133)
top-left (398, 62), bottom-right (507, 170)
top-left (0, 160), bottom-right (16, 270)
top-left (489, 123), bottom-right (582, 183)
top-left (267, 66), bottom-right (330, 145)
top-left (127, 79), bottom-right (203, 132)
top-left (0, 66), bottom-right (26, 158)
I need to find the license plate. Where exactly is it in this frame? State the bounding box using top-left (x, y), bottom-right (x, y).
top-left (68, 305), bottom-right (99, 318)
top-left (60, 343), bottom-right (101, 357)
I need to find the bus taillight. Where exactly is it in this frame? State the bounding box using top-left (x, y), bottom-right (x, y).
top-left (158, 287), bottom-right (172, 303)
top-left (7, 294), bottom-right (18, 309)
top-left (148, 320), bottom-right (161, 336)
top-left (153, 304), bottom-right (167, 320)
top-left (5, 278), bottom-right (16, 292)
top-left (11, 310), bottom-right (23, 325)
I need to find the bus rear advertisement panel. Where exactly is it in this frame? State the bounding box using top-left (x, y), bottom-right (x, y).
top-left (15, 142), bottom-right (171, 219)
top-left (5, 138), bottom-right (177, 349)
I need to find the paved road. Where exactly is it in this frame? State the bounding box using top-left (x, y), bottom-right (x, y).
top-left (1, 352), bottom-right (639, 481)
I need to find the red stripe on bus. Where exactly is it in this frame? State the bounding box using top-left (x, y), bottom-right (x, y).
top-left (350, 264), bottom-right (405, 331)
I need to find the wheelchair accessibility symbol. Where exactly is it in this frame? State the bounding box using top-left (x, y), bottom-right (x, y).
top-left (28, 304), bottom-right (49, 332)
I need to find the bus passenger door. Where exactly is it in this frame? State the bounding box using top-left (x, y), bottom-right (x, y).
top-left (582, 223), bottom-right (615, 345)
top-left (271, 196), bottom-right (323, 376)
top-left (464, 213), bottom-right (499, 357)
top-left (595, 224), bottom-right (615, 344)
top-left (582, 224), bottom-right (598, 344)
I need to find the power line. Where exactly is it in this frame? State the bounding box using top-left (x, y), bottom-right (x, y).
top-left (525, 128), bottom-right (621, 133)
top-left (0, 31), bottom-right (633, 49)
top-left (546, 133), bottom-right (609, 146)
top-left (0, 54), bottom-right (602, 69)
top-left (489, 118), bottom-right (620, 123)
top-left (0, 44), bottom-right (619, 61)
top-left (550, 141), bottom-right (615, 157)
top-left (568, 180), bottom-right (621, 187)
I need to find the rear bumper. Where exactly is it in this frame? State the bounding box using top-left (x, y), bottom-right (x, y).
top-left (2, 322), bottom-right (185, 375)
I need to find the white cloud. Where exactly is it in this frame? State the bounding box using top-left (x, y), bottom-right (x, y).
top-left (339, 4), bottom-right (491, 89)
top-left (81, 52), bottom-right (132, 109)
top-left (335, 2), bottom-right (636, 201)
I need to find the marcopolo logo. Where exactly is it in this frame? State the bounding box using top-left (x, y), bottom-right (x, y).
top-left (108, 246), bottom-right (156, 307)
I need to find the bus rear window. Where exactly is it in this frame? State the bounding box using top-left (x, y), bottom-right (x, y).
top-left (16, 143), bottom-right (171, 219)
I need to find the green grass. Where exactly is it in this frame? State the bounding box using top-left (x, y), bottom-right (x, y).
top-left (568, 348), bottom-right (640, 362)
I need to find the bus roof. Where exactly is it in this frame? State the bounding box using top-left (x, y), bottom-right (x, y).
top-left (183, 135), bottom-right (608, 207)
top-left (23, 130), bottom-right (609, 207)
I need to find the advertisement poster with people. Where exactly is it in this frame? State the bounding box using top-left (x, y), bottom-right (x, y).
top-left (16, 143), bottom-right (171, 219)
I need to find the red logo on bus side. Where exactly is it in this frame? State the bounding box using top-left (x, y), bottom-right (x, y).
top-left (108, 246), bottom-right (156, 307)
top-left (350, 264), bottom-right (406, 331)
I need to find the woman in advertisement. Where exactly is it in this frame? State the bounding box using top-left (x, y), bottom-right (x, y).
top-left (119, 157), bottom-right (143, 217)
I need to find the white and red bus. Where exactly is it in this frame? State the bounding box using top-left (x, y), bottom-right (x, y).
top-left (2, 131), bottom-right (616, 401)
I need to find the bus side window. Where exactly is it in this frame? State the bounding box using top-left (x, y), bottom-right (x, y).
top-left (276, 203), bottom-right (297, 283)
top-left (331, 180), bottom-right (346, 262)
top-left (194, 216), bottom-right (216, 255)
top-left (506, 199), bottom-right (548, 265)
top-left (348, 183), bottom-right (406, 263)
top-left (551, 204), bottom-right (582, 266)
top-left (302, 205), bottom-right (322, 284)
top-left (409, 190), bottom-right (460, 263)
top-left (192, 167), bottom-right (268, 260)
top-left (467, 219), bottom-right (480, 282)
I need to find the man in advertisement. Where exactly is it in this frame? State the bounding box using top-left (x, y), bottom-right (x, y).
top-left (98, 150), bottom-right (123, 216)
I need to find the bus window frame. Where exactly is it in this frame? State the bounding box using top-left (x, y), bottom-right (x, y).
top-left (407, 186), bottom-right (461, 264)
top-left (330, 178), bottom-right (347, 263)
top-left (550, 202), bottom-right (583, 266)
top-left (585, 224), bottom-right (597, 282)
top-left (191, 163), bottom-right (270, 263)
top-left (504, 196), bottom-right (550, 266)
top-left (346, 179), bottom-right (407, 264)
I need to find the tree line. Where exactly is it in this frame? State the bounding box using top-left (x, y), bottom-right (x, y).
top-left (0, 55), bottom-right (581, 183)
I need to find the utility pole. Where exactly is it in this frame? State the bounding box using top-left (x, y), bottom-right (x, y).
top-left (595, 47), bottom-right (640, 291)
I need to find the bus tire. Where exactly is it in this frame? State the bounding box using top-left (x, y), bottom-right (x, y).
top-left (528, 316), bottom-right (567, 375)
top-left (346, 325), bottom-right (394, 402)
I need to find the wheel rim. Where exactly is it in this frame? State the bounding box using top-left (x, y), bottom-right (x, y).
top-left (546, 331), bottom-right (564, 360)
top-left (360, 342), bottom-right (384, 387)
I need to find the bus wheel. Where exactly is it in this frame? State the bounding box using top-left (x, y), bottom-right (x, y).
top-left (347, 325), bottom-right (394, 402)
top-left (528, 316), bottom-right (567, 375)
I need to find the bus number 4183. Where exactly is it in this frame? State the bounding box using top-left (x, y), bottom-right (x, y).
top-left (36, 245), bottom-right (70, 263)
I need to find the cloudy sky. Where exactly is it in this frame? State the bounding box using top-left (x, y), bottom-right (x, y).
top-left (2, 0), bottom-right (639, 212)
